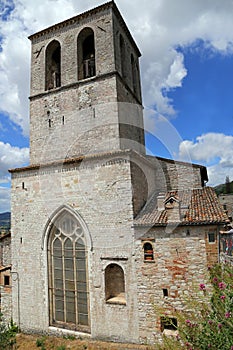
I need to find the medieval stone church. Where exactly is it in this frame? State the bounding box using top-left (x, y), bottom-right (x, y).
top-left (9, 0), bottom-right (228, 344)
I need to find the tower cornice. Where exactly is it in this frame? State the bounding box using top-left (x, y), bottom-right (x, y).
top-left (28, 1), bottom-right (141, 57)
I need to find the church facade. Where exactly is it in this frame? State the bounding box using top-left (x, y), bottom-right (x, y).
top-left (9, 1), bottom-right (228, 344)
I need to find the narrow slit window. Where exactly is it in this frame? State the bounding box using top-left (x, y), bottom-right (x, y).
top-left (119, 34), bottom-right (126, 78)
top-left (131, 54), bottom-right (137, 93)
top-left (4, 275), bottom-right (10, 286)
top-left (163, 288), bottom-right (168, 297)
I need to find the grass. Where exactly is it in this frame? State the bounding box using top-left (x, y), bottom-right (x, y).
top-left (16, 333), bottom-right (153, 350)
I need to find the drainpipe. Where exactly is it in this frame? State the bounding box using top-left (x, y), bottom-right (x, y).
top-left (10, 271), bottom-right (20, 330)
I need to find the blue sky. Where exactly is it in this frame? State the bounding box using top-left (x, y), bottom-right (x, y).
top-left (0, 0), bottom-right (233, 212)
top-left (146, 43), bottom-right (233, 161)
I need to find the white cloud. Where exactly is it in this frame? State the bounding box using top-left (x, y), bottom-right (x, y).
top-left (1, 0), bottom-right (233, 135)
top-left (0, 0), bottom-right (233, 191)
top-left (0, 141), bottom-right (29, 177)
top-left (165, 52), bottom-right (187, 89)
top-left (0, 186), bottom-right (10, 212)
top-left (178, 133), bottom-right (233, 185)
top-left (0, 141), bottom-right (29, 211)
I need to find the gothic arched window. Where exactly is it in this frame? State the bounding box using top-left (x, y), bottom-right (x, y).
top-left (47, 210), bottom-right (89, 331)
top-left (77, 28), bottom-right (95, 80)
top-left (45, 40), bottom-right (61, 90)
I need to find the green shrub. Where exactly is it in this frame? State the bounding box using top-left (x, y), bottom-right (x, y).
top-left (36, 336), bottom-right (46, 348)
top-left (0, 315), bottom-right (18, 349)
top-left (159, 263), bottom-right (233, 350)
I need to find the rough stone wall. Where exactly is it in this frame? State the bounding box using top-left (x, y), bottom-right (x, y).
top-left (154, 157), bottom-right (204, 190)
top-left (205, 230), bottom-right (219, 266)
top-left (112, 12), bottom-right (142, 103)
top-left (0, 235), bottom-right (11, 266)
top-left (130, 155), bottom-right (160, 217)
top-left (0, 287), bottom-right (12, 322)
top-left (29, 5), bottom-right (144, 165)
top-left (30, 78), bottom-right (122, 164)
top-left (0, 236), bottom-right (12, 322)
top-left (135, 224), bottom-right (218, 343)
top-left (130, 162), bottom-right (148, 216)
top-left (11, 154), bottom-right (140, 343)
top-left (30, 7), bottom-right (115, 96)
top-left (218, 194), bottom-right (233, 222)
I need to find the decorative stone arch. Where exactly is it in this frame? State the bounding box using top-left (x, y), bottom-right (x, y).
top-left (77, 27), bottom-right (96, 80)
top-left (104, 263), bottom-right (126, 305)
top-left (45, 40), bottom-right (61, 90)
top-left (44, 205), bottom-right (92, 332)
top-left (43, 205), bottom-right (92, 251)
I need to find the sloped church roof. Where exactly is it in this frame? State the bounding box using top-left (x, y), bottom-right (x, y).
top-left (135, 187), bottom-right (229, 226)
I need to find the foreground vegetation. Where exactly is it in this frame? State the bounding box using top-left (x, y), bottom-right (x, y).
top-left (159, 264), bottom-right (233, 350)
top-left (15, 333), bottom-right (152, 350)
top-left (0, 316), bottom-right (18, 349)
top-left (1, 263), bottom-right (232, 349)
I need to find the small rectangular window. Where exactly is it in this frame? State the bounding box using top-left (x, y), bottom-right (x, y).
top-left (161, 316), bottom-right (177, 331)
top-left (208, 232), bottom-right (215, 243)
top-left (4, 275), bottom-right (10, 286)
top-left (163, 288), bottom-right (168, 297)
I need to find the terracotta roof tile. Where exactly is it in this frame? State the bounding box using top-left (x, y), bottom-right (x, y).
top-left (135, 187), bottom-right (229, 226)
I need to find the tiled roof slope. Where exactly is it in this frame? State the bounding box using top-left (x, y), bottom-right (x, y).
top-left (135, 187), bottom-right (229, 226)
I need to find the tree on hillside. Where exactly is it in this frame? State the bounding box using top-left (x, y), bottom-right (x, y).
top-left (226, 176), bottom-right (231, 194)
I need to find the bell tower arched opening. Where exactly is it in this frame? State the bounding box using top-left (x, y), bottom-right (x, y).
top-left (77, 28), bottom-right (95, 80)
top-left (45, 40), bottom-right (61, 90)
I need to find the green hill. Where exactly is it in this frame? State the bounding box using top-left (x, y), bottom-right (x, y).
top-left (0, 212), bottom-right (11, 232)
top-left (214, 181), bottom-right (233, 195)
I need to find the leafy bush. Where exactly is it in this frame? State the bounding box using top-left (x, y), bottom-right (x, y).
top-left (0, 315), bottom-right (18, 349)
top-left (159, 263), bottom-right (233, 350)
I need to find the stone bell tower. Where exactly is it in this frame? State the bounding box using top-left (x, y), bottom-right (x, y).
top-left (29, 0), bottom-right (145, 164)
top-left (10, 1), bottom-right (150, 342)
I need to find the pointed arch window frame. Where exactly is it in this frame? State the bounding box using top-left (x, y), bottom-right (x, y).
top-left (43, 206), bottom-right (92, 333)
